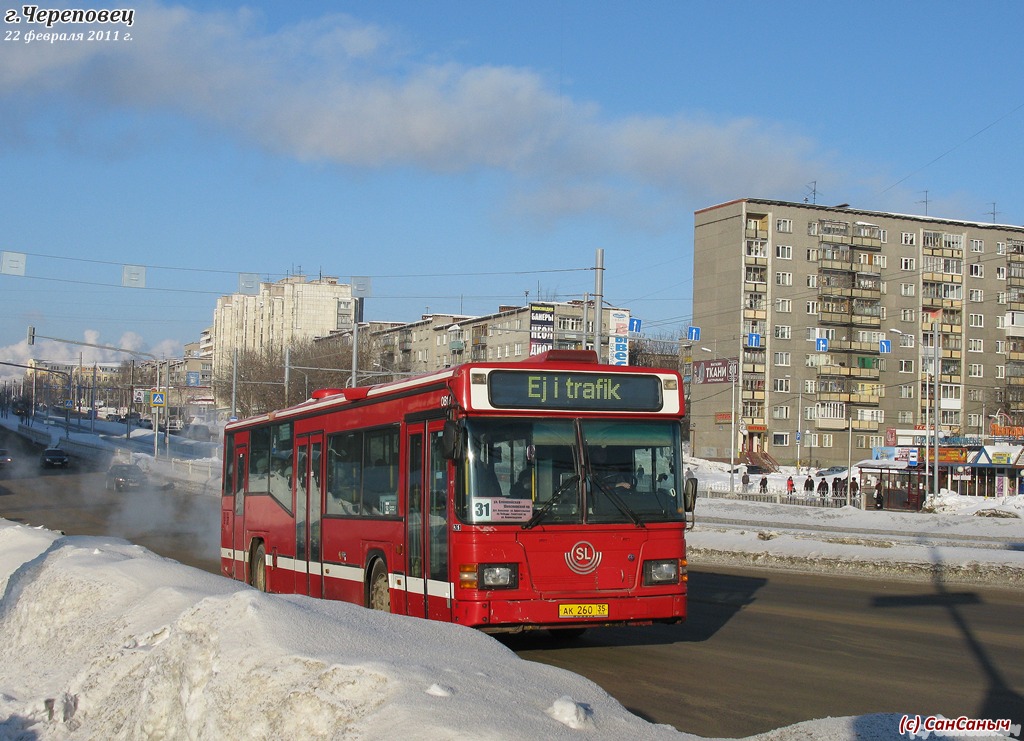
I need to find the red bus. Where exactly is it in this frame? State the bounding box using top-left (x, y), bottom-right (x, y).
top-left (220, 349), bottom-right (696, 634)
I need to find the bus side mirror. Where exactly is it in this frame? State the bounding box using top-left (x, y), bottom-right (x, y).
top-left (683, 477), bottom-right (697, 513)
top-left (441, 420), bottom-right (463, 460)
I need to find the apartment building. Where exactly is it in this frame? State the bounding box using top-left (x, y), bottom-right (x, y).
top-left (690, 198), bottom-right (1024, 470)
top-left (211, 275), bottom-right (355, 381)
top-left (371, 301), bottom-right (632, 376)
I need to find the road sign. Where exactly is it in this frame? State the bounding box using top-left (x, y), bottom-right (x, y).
top-left (816, 337), bottom-right (829, 352)
top-left (186, 371), bottom-right (201, 387)
top-left (687, 326), bottom-right (701, 342)
top-left (796, 431), bottom-right (801, 442)
top-left (151, 392), bottom-right (166, 407)
top-left (879, 339), bottom-right (891, 353)
top-left (747, 333), bottom-right (761, 348)
top-left (629, 318), bottom-right (642, 333)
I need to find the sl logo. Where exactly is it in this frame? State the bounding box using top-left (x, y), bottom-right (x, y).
top-left (565, 541), bottom-right (602, 575)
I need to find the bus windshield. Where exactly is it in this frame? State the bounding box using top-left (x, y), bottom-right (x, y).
top-left (455, 418), bottom-right (684, 526)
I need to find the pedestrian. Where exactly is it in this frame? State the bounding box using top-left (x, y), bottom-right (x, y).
top-left (803, 475), bottom-right (814, 493)
top-left (786, 476), bottom-right (794, 494)
top-left (817, 477), bottom-right (828, 499)
top-left (832, 477), bottom-right (841, 498)
top-left (759, 475), bottom-right (768, 494)
top-left (874, 482), bottom-right (885, 510)
top-left (849, 478), bottom-right (860, 503)
top-left (742, 471), bottom-right (750, 493)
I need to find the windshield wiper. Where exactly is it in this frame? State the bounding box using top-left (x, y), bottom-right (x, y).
top-left (522, 474), bottom-right (580, 530)
top-left (589, 475), bottom-right (645, 527)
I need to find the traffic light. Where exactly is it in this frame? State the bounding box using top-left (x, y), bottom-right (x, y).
top-left (26, 326), bottom-right (35, 345)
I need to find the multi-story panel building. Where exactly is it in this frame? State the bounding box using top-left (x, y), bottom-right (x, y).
top-left (371, 301), bottom-right (632, 377)
top-left (211, 275), bottom-right (355, 381)
top-left (691, 198), bottom-right (1024, 470)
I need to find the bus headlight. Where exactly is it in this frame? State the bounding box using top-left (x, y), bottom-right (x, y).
top-left (460, 563), bottom-right (519, 590)
top-left (643, 559), bottom-right (680, 585)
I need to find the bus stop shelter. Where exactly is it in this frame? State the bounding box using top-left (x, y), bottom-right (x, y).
top-left (853, 459), bottom-right (927, 511)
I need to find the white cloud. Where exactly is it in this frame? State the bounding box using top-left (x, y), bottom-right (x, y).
top-left (1, 2), bottom-right (838, 230)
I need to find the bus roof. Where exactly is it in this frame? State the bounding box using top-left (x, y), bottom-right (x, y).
top-left (225, 350), bottom-right (682, 430)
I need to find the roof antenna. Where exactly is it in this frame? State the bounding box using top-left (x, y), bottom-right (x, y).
top-left (987, 202), bottom-right (1000, 223)
top-left (804, 181), bottom-right (818, 204)
top-left (917, 190), bottom-right (930, 216)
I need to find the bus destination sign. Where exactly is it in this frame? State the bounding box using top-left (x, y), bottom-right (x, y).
top-left (488, 370), bottom-right (663, 411)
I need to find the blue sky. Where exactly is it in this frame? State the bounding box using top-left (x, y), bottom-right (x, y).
top-left (2, 1), bottom-right (1023, 374)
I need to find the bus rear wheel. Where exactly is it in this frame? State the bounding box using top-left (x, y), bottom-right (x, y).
top-left (251, 543), bottom-right (267, 592)
top-left (369, 560), bottom-right (390, 612)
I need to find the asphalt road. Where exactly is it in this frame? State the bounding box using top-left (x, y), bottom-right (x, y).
top-left (2, 428), bottom-right (1022, 738)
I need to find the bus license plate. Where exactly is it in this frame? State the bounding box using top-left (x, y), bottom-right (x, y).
top-left (558, 603), bottom-right (608, 619)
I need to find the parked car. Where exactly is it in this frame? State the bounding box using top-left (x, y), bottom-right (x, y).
top-left (105, 413), bottom-right (121, 422)
top-left (0, 448), bottom-right (12, 468)
top-left (814, 466), bottom-right (847, 478)
top-left (105, 463), bottom-right (148, 491)
top-left (40, 448), bottom-right (70, 469)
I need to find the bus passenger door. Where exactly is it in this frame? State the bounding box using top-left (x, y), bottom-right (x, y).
top-left (404, 420), bottom-right (452, 622)
top-left (224, 445), bottom-right (248, 581)
top-left (294, 433), bottom-right (325, 597)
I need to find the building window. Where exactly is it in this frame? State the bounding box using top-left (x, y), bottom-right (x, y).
top-left (968, 364), bottom-right (983, 378)
top-left (772, 432), bottom-right (790, 446)
top-left (806, 301), bottom-right (819, 315)
top-left (969, 313), bottom-right (984, 328)
top-left (997, 365), bottom-right (1005, 379)
top-left (773, 377), bottom-right (791, 392)
top-left (901, 232), bottom-right (916, 246)
top-left (897, 333), bottom-right (915, 348)
top-left (776, 298), bottom-right (792, 313)
top-left (807, 221), bottom-right (819, 236)
top-left (776, 218), bottom-right (793, 233)
top-left (776, 244), bottom-right (793, 259)
top-left (898, 410), bottom-right (914, 424)
top-left (806, 274), bottom-right (818, 288)
top-left (901, 257), bottom-right (916, 270)
top-left (900, 308), bottom-right (915, 322)
top-left (775, 325), bottom-right (792, 340)
top-left (968, 339), bottom-right (983, 353)
top-left (774, 352), bottom-right (791, 366)
top-left (900, 283), bottom-right (915, 296)
top-left (899, 384), bottom-right (915, 399)
top-left (997, 242), bottom-right (1007, 255)
top-left (997, 266), bottom-right (1006, 280)
top-left (969, 289), bottom-right (984, 302)
top-left (997, 340), bottom-right (1006, 354)
top-left (899, 359), bottom-right (914, 373)
top-left (775, 272), bottom-right (793, 286)
top-left (970, 239), bottom-right (984, 253)
top-left (879, 229), bottom-right (888, 243)
top-left (969, 263), bottom-right (984, 278)
top-left (772, 406), bottom-right (791, 420)
top-left (745, 239), bottom-right (768, 257)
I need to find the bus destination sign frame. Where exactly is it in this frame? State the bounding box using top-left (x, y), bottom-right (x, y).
top-left (487, 370), bottom-right (663, 412)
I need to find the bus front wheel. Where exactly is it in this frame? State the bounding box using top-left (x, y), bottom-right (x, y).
top-left (251, 543), bottom-right (267, 592)
top-left (369, 560), bottom-right (390, 612)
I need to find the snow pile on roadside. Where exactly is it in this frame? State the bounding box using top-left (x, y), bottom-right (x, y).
top-left (687, 495), bottom-right (1024, 587)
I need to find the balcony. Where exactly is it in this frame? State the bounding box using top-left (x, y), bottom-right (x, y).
top-left (851, 419), bottom-right (881, 431)
top-left (817, 363), bottom-right (880, 380)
